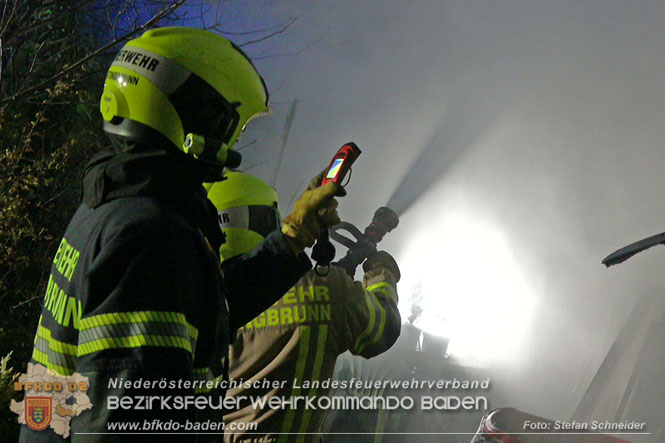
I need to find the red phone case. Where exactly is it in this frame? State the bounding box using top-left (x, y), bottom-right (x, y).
top-left (321, 142), bottom-right (362, 186)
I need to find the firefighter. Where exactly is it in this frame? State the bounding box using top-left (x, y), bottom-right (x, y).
top-left (207, 171), bottom-right (401, 442)
top-left (20, 27), bottom-right (339, 442)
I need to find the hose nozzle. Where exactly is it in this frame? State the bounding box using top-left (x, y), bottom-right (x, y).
top-left (365, 206), bottom-right (399, 244)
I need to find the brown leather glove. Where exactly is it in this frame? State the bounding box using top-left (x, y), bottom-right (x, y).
top-left (282, 182), bottom-right (341, 251)
top-left (363, 250), bottom-right (401, 282)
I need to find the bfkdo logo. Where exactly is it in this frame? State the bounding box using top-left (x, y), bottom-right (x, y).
top-left (25, 397), bottom-right (52, 431)
top-left (11, 364), bottom-right (93, 438)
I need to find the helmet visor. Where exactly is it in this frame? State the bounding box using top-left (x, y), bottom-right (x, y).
top-left (169, 73), bottom-right (240, 149)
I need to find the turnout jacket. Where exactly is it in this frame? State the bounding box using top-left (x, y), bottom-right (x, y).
top-left (223, 263), bottom-right (400, 442)
top-left (20, 148), bottom-right (310, 442)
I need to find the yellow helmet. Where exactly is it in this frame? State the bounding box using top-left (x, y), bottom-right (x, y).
top-left (100, 27), bottom-right (269, 166)
top-left (207, 171), bottom-right (281, 261)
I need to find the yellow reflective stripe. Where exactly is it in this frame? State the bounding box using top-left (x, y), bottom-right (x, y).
top-left (32, 349), bottom-right (74, 376)
top-left (33, 315), bottom-right (43, 344)
top-left (357, 282), bottom-right (397, 353)
top-left (367, 282), bottom-right (397, 304)
top-left (80, 311), bottom-right (199, 341)
top-left (309, 325), bottom-right (328, 386)
top-left (279, 326), bottom-right (311, 442)
top-left (79, 321), bottom-right (190, 345)
top-left (187, 324), bottom-right (199, 343)
top-left (32, 325), bottom-right (78, 375)
top-left (297, 325), bottom-right (329, 440)
top-left (359, 292), bottom-right (387, 354)
top-left (352, 282), bottom-right (396, 354)
top-left (78, 311), bottom-right (198, 357)
top-left (77, 335), bottom-right (192, 356)
top-left (351, 291), bottom-right (377, 353)
top-left (36, 326), bottom-right (78, 356)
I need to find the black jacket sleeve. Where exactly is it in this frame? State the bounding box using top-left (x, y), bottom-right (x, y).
top-left (223, 230), bottom-right (311, 332)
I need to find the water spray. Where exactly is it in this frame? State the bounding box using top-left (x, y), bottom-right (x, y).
top-left (385, 95), bottom-right (500, 216)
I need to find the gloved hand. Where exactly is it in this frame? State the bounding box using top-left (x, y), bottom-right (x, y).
top-left (282, 181), bottom-right (341, 251)
top-left (307, 168), bottom-right (347, 196)
top-left (363, 251), bottom-right (401, 282)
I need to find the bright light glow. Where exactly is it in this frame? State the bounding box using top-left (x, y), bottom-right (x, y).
top-left (398, 209), bottom-right (536, 369)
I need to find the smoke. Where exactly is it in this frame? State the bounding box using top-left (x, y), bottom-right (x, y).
top-left (208, 0), bottom-right (665, 432)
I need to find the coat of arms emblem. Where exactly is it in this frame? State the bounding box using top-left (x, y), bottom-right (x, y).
top-left (25, 397), bottom-right (52, 431)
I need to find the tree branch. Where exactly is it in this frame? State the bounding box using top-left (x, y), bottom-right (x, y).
top-left (253, 33), bottom-right (325, 61)
top-left (1, 0), bottom-right (187, 104)
top-left (235, 138), bottom-right (257, 152)
top-left (209, 18), bottom-right (298, 36)
top-left (238, 17), bottom-right (297, 48)
top-left (242, 158), bottom-right (271, 172)
top-left (11, 1), bottom-right (97, 38)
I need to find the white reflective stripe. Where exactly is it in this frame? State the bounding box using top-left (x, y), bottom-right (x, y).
top-left (217, 206), bottom-right (250, 230)
top-left (110, 46), bottom-right (190, 95)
